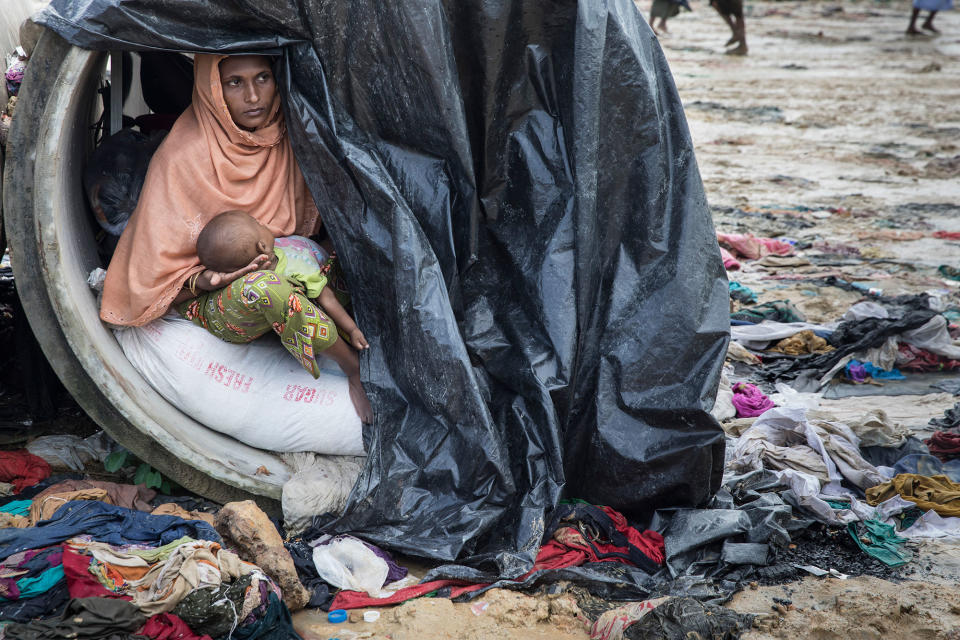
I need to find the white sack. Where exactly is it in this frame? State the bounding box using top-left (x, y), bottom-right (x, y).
top-left (115, 315), bottom-right (364, 455)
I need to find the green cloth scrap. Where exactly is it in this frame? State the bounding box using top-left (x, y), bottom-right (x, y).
top-left (847, 519), bottom-right (911, 567)
top-left (939, 265), bottom-right (960, 282)
top-left (730, 299), bottom-right (806, 324)
top-left (127, 536), bottom-right (196, 563)
top-left (729, 281), bottom-right (758, 304)
top-left (0, 501), bottom-right (31, 517)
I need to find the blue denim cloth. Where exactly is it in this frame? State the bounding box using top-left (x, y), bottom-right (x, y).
top-left (893, 454), bottom-right (960, 483)
top-left (0, 501), bottom-right (219, 561)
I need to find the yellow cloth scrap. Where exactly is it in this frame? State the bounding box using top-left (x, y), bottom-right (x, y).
top-left (0, 512), bottom-right (29, 528)
top-left (866, 474), bottom-right (960, 517)
top-left (28, 489), bottom-right (112, 525)
top-left (150, 504), bottom-right (215, 526)
top-left (768, 330), bottom-right (835, 356)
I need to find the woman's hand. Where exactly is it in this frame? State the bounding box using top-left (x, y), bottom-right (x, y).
top-left (197, 254), bottom-right (270, 291)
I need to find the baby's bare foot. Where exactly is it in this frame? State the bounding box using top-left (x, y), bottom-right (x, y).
top-left (349, 375), bottom-right (373, 424)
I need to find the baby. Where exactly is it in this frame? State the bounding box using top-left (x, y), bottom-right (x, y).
top-left (194, 210), bottom-right (371, 421)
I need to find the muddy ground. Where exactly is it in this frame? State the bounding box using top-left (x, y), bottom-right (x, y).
top-left (2, 1), bottom-right (958, 638)
top-left (293, 2), bottom-right (960, 638)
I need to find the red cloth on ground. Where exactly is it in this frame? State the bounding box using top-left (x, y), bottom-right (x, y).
top-left (600, 505), bottom-right (665, 565)
top-left (0, 450), bottom-right (52, 492)
top-left (897, 344), bottom-right (960, 372)
top-left (330, 579), bottom-right (478, 610)
top-left (62, 545), bottom-right (132, 600)
top-left (139, 613), bottom-right (213, 640)
top-left (926, 431), bottom-right (960, 462)
top-left (331, 505), bottom-right (665, 610)
top-left (933, 231), bottom-right (960, 240)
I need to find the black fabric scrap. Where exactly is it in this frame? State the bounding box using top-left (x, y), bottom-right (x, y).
top-left (2, 597), bottom-right (145, 640)
top-left (860, 436), bottom-right (930, 468)
top-left (720, 541), bottom-right (770, 565)
top-left (172, 573), bottom-right (254, 638)
top-left (931, 379), bottom-right (960, 396)
top-left (626, 596), bottom-right (754, 640)
top-left (0, 581), bottom-right (70, 624)
top-left (653, 470), bottom-right (808, 578)
top-left (759, 309), bottom-right (938, 381)
top-left (284, 541), bottom-right (333, 610)
top-left (432, 560), bottom-right (658, 603)
top-left (930, 402), bottom-right (960, 430)
top-left (149, 494), bottom-right (221, 513)
top-left (233, 592), bottom-right (301, 640)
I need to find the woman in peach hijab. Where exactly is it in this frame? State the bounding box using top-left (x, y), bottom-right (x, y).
top-left (101, 54), bottom-right (371, 422)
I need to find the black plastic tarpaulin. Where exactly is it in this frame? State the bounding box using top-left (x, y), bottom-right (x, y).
top-left (38, 0), bottom-right (729, 575)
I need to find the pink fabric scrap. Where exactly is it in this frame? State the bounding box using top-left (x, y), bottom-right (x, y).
top-left (720, 247), bottom-right (741, 271)
top-left (731, 382), bottom-right (775, 418)
top-left (717, 232), bottom-right (794, 260)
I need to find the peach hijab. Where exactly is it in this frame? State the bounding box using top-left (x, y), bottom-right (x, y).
top-left (100, 53), bottom-right (319, 326)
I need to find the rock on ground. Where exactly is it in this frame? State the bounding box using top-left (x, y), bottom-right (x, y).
top-left (214, 500), bottom-right (310, 611)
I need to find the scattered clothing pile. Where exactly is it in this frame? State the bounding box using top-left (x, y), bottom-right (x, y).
top-left (0, 477), bottom-right (298, 639)
top-left (686, 220), bottom-right (960, 586)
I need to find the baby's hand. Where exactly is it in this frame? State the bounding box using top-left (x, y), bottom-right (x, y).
top-left (349, 328), bottom-right (369, 350)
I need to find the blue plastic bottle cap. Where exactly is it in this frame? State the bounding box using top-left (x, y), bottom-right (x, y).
top-left (327, 609), bottom-right (348, 624)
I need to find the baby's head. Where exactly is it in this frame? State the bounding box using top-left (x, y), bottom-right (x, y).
top-left (197, 210), bottom-right (276, 273)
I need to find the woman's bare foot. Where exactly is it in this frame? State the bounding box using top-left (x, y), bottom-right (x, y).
top-left (349, 375), bottom-right (373, 424)
top-left (922, 22), bottom-right (939, 33)
top-left (906, 26), bottom-right (925, 35)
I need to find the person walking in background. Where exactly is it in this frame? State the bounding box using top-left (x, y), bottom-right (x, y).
top-left (711, 0), bottom-right (748, 54)
top-left (907, 0), bottom-right (952, 34)
top-left (649, 0), bottom-right (690, 35)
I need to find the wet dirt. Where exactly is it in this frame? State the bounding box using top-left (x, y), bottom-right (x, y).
top-left (5, 1), bottom-right (959, 638)
top-left (729, 576), bottom-right (960, 639)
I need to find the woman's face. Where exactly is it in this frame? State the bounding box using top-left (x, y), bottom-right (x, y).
top-left (218, 55), bottom-right (276, 132)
